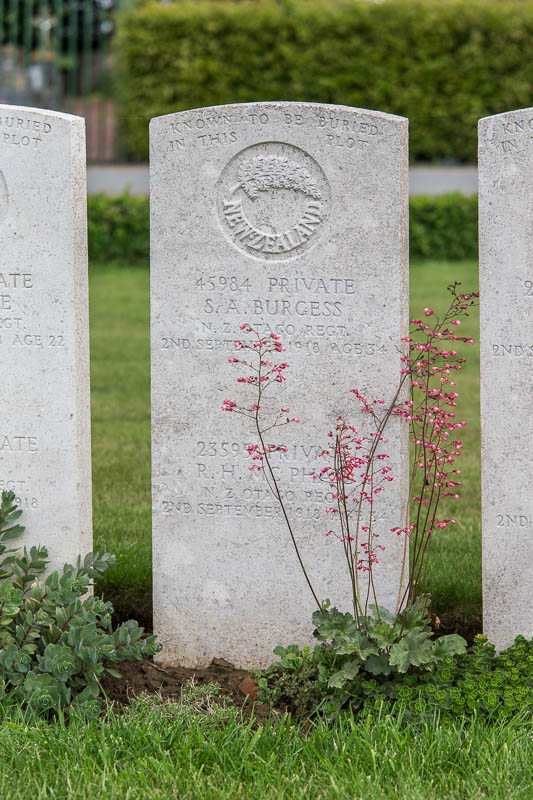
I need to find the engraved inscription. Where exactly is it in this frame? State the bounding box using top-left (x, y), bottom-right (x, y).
top-left (0, 435), bottom-right (38, 452)
top-left (0, 478), bottom-right (38, 510)
top-left (159, 271), bottom-right (389, 357)
top-left (156, 440), bottom-right (333, 525)
top-left (168, 110), bottom-right (269, 152)
top-left (0, 272), bottom-right (67, 349)
top-left (216, 142), bottom-right (330, 260)
top-left (495, 116), bottom-right (533, 153)
top-left (491, 344), bottom-right (533, 357)
top-left (496, 514), bottom-right (531, 528)
top-left (0, 114), bottom-right (53, 149)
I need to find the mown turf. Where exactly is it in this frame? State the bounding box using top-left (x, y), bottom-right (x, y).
top-left (90, 260), bottom-right (480, 625)
top-left (1, 686), bottom-right (532, 800)
top-left (89, 266), bottom-right (152, 623)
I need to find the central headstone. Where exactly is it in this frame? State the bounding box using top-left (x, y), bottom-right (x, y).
top-left (151, 102), bottom-right (408, 668)
top-left (0, 105), bottom-right (91, 572)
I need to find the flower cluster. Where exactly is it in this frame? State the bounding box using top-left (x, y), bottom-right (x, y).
top-left (223, 323), bottom-right (320, 609)
top-left (222, 283), bottom-right (478, 623)
top-left (221, 325), bottom-right (299, 478)
top-left (392, 282), bottom-right (478, 605)
top-left (313, 413), bottom-right (393, 590)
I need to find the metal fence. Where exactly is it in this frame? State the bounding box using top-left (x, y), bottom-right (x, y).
top-left (0, 0), bottom-right (135, 162)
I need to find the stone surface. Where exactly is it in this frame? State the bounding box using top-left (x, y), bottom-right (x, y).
top-left (0, 105), bottom-right (91, 571)
top-left (151, 102), bottom-right (409, 668)
top-left (479, 107), bottom-right (533, 650)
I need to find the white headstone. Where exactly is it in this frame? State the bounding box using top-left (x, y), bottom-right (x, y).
top-left (479, 107), bottom-right (533, 650)
top-left (151, 102), bottom-right (409, 668)
top-left (0, 105), bottom-right (91, 571)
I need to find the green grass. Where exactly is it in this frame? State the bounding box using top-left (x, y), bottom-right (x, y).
top-left (89, 266), bottom-right (152, 624)
top-left (90, 260), bottom-right (481, 626)
top-left (1, 686), bottom-right (532, 800)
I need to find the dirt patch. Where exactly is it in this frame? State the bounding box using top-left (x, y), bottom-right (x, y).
top-left (101, 658), bottom-right (278, 725)
top-left (432, 609), bottom-right (483, 645)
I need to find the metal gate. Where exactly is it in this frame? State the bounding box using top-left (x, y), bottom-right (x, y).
top-left (0, 0), bottom-right (135, 162)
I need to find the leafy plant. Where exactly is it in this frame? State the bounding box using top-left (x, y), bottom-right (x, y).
top-left (313, 600), bottom-right (465, 682)
top-left (257, 626), bottom-right (533, 723)
top-left (0, 491), bottom-right (161, 717)
top-left (256, 601), bottom-right (466, 715)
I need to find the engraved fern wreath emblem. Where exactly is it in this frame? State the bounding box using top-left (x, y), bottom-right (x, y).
top-left (229, 156), bottom-right (322, 200)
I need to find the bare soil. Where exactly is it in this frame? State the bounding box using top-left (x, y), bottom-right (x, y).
top-left (101, 657), bottom-right (277, 725)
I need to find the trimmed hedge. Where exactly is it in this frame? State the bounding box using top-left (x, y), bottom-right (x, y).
top-left (115, 0), bottom-right (533, 162)
top-left (410, 193), bottom-right (477, 262)
top-left (88, 192), bottom-right (150, 264)
top-left (87, 191), bottom-right (477, 265)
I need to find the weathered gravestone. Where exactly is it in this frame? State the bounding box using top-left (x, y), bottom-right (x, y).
top-left (479, 107), bottom-right (533, 650)
top-left (0, 105), bottom-right (91, 571)
top-left (151, 102), bottom-right (408, 668)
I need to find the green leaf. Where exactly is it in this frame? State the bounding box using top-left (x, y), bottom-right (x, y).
top-left (327, 659), bottom-right (361, 689)
top-left (313, 607), bottom-right (359, 642)
top-left (105, 668), bottom-right (122, 679)
top-left (368, 622), bottom-right (398, 649)
top-left (335, 632), bottom-right (377, 660)
top-left (364, 653), bottom-right (394, 676)
top-left (389, 631), bottom-right (435, 673)
top-left (2, 525), bottom-right (25, 540)
top-left (368, 605), bottom-right (396, 624)
top-left (431, 634), bottom-right (467, 660)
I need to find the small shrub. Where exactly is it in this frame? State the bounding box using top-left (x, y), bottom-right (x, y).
top-left (410, 193), bottom-right (478, 261)
top-left (0, 491), bottom-right (161, 717)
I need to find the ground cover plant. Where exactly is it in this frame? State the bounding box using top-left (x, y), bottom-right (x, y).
top-left (0, 491), bottom-right (160, 717)
top-left (255, 632), bottom-right (533, 722)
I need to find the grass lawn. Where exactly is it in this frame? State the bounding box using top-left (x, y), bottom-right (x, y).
top-left (3, 260), bottom-right (532, 800)
top-left (1, 687), bottom-right (532, 800)
top-left (90, 259), bottom-right (481, 627)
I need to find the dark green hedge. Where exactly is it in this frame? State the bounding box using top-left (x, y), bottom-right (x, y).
top-left (88, 192), bottom-right (150, 264)
top-left (87, 191), bottom-right (477, 265)
top-left (410, 193), bottom-right (477, 261)
top-left (115, 0), bottom-right (533, 162)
